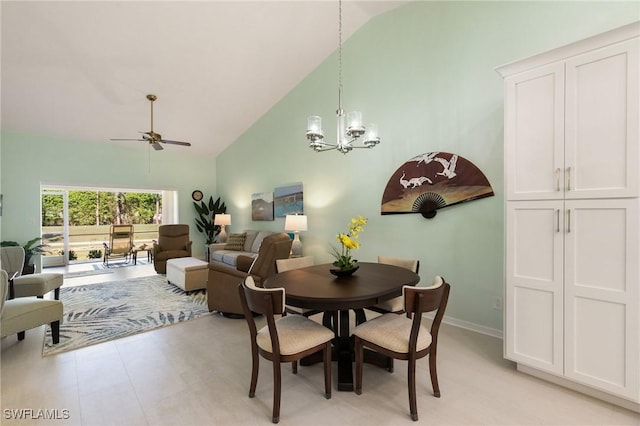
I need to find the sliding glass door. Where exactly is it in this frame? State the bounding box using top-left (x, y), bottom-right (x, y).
top-left (41, 190), bottom-right (68, 267)
top-left (41, 186), bottom-right (169, 267)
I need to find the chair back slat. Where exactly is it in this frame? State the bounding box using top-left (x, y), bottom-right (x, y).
top-left (404, 276), bottom-right (447, 315)
top-left (276, 256), bottom-right (314, 273)
top-left (378, 256), bottom-right (420, 274)
top-left (240, 276), bottom-right (285, 316)
top-left (109, 224), bottom-right (134, 255)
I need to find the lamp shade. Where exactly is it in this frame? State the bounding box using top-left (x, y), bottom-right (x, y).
top-left (214, 214), bottom-right (231, 226)
top-left (284, 214), bottom-right (307, 232)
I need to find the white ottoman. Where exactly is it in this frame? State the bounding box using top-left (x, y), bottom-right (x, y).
top-left (166, 257), bottom-right (208, 291)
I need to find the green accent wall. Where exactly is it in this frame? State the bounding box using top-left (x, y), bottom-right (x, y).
top-left (0, 132), bottom-right (217, 257)
top-left (214, 1), bottom-right (638, 334)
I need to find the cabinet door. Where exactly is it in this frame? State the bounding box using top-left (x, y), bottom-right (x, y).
top-left (565, 38), bottom-right (639, 199)
top-left (505, 63), bottom-right (565, 201)
top-left (505, 201), bottom-right (564, 374)
top-left (564, 199), bottom-right (639, 401)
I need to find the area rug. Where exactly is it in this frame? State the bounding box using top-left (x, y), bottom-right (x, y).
top-left (42, 275), bottom-right (209, 356)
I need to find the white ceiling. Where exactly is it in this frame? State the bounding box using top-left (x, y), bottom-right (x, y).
top-left (1, 1), bottom-right (406, 157)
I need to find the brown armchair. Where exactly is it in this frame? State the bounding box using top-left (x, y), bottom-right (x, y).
top-left (153, 224), bottom-right (193, 274)
top-left (207, 232), bottom-right (292, 317)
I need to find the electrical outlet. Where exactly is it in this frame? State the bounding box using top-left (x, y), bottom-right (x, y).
top-left (493, 297), bottom-right (503, 310)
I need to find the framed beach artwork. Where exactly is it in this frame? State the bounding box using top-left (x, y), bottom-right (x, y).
top-left (274, 183), bottom-right (304, 217)
top-left (251, 192), bottom-right (274, 221)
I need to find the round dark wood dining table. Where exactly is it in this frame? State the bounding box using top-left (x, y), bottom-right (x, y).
top-left (264, 262), bottom-right (420, 391)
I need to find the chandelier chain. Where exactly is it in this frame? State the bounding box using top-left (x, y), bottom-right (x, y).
top-left (338, 0), bottom-right (343, 110)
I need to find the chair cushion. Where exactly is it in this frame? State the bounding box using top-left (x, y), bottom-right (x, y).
top-left (373, 296), bottom-right (404, 313)
top-left (224, 233), bottom-right (247, 251)
top-left (1, 298), bottom-right (63, 338)
top-left (353, 313), bottom-right (432, 353)
top-left (257, 314), bottom-right (334, 355)
top-left (12, 273), bottom-right (63, 298)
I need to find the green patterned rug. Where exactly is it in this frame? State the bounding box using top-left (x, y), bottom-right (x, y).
top-left (43, 275), bottom-right (209, 356)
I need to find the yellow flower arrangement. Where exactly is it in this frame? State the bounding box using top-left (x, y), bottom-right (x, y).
top-left (331, 216), bottom-right (367, 270)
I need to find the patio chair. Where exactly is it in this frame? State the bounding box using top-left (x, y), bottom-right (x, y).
top-left (103, 224), bottom-right (134, 266)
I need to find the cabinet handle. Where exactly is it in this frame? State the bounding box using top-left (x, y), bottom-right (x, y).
top-left (566, 166), bottom-right (572, 191)
top-left (555, 168), bottom-right (561, 191)
top-left (556, 209), bottom-right (560, 232)
top-left (567, 209), bottom-right (571, 233)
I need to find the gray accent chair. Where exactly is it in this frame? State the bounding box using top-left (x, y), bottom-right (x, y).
top-left (1, 270), bottom-right (63, 344)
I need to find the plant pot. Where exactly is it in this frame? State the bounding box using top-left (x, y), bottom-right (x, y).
top-left (330, 264), bottom-right (359, 277)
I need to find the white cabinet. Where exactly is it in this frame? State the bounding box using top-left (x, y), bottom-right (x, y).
top-left (504, 36), bottom-right (638, 201)
top-left (498, 22), bottom-right (640, 408)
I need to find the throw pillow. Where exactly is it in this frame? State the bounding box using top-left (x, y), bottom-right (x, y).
top-left (224, 233), bottom-right (246, 251)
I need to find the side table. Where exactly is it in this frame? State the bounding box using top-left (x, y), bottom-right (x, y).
top-left (132, 244), bottom-right (153, 265)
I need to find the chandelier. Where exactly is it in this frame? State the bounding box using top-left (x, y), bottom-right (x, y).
top-left (305, 0), bottom-right (381, 154)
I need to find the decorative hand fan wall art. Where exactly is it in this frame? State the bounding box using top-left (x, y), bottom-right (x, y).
top-left (381, 152), bottom-right (494, 218)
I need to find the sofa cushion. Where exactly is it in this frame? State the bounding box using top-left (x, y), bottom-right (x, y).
top-left (212, 250), bottom-right (257, 267)
top-left (250, 231), bottom-right (274, 253)
top-left (224, 233), bottom-right (246, 251)
top-left (243, 230), bottom-right (260, 252)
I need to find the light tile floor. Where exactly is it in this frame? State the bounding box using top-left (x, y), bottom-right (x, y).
top-left (1, 263), bottom-right (638, 425)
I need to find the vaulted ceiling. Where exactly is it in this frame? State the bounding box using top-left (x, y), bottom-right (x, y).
top-left (1, 1), bottom-right (406, 156)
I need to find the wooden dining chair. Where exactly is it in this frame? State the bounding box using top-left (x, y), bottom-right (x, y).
top-left (353, 276), bottom-right (450, 422)
top-left (275, 256), bottom-right (319, 317)
top-left (367, 256), bottom-right (420, 315)
top-left (238, 276), bottom-right (334, 424)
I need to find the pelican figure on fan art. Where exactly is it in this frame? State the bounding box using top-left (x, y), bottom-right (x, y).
top-left (381, 152), bottom-right (494, 218)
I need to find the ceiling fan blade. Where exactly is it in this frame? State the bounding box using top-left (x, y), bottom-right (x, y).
top-left (160, 139), bottom-right (191, 147)
top-left (111, 95), bottom-right (189, 150)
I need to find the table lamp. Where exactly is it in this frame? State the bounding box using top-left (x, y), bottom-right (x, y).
top-left (284, 214), bottom-right (307, 257)
top-left (214, 214), bottom-right (231, 243)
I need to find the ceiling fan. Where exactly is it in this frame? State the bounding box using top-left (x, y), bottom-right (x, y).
top-left (110, 94), bottom-right (191, 150)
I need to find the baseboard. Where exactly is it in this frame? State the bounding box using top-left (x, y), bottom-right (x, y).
top-left (422, 313), bottom-right (503, 340)
top-left (517, 364), bottom-right (640, 413)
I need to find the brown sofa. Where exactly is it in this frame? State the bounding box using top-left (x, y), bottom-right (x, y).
top-left (153, 224), bottom-right (193, 274)
top-left (207, 232), bottom-right (292, 317)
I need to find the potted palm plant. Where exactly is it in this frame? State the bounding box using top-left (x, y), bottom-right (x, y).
top-left (193, 195), bottom-right (227, 260)
top-left (0, 237), bottom-right (49, 274)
